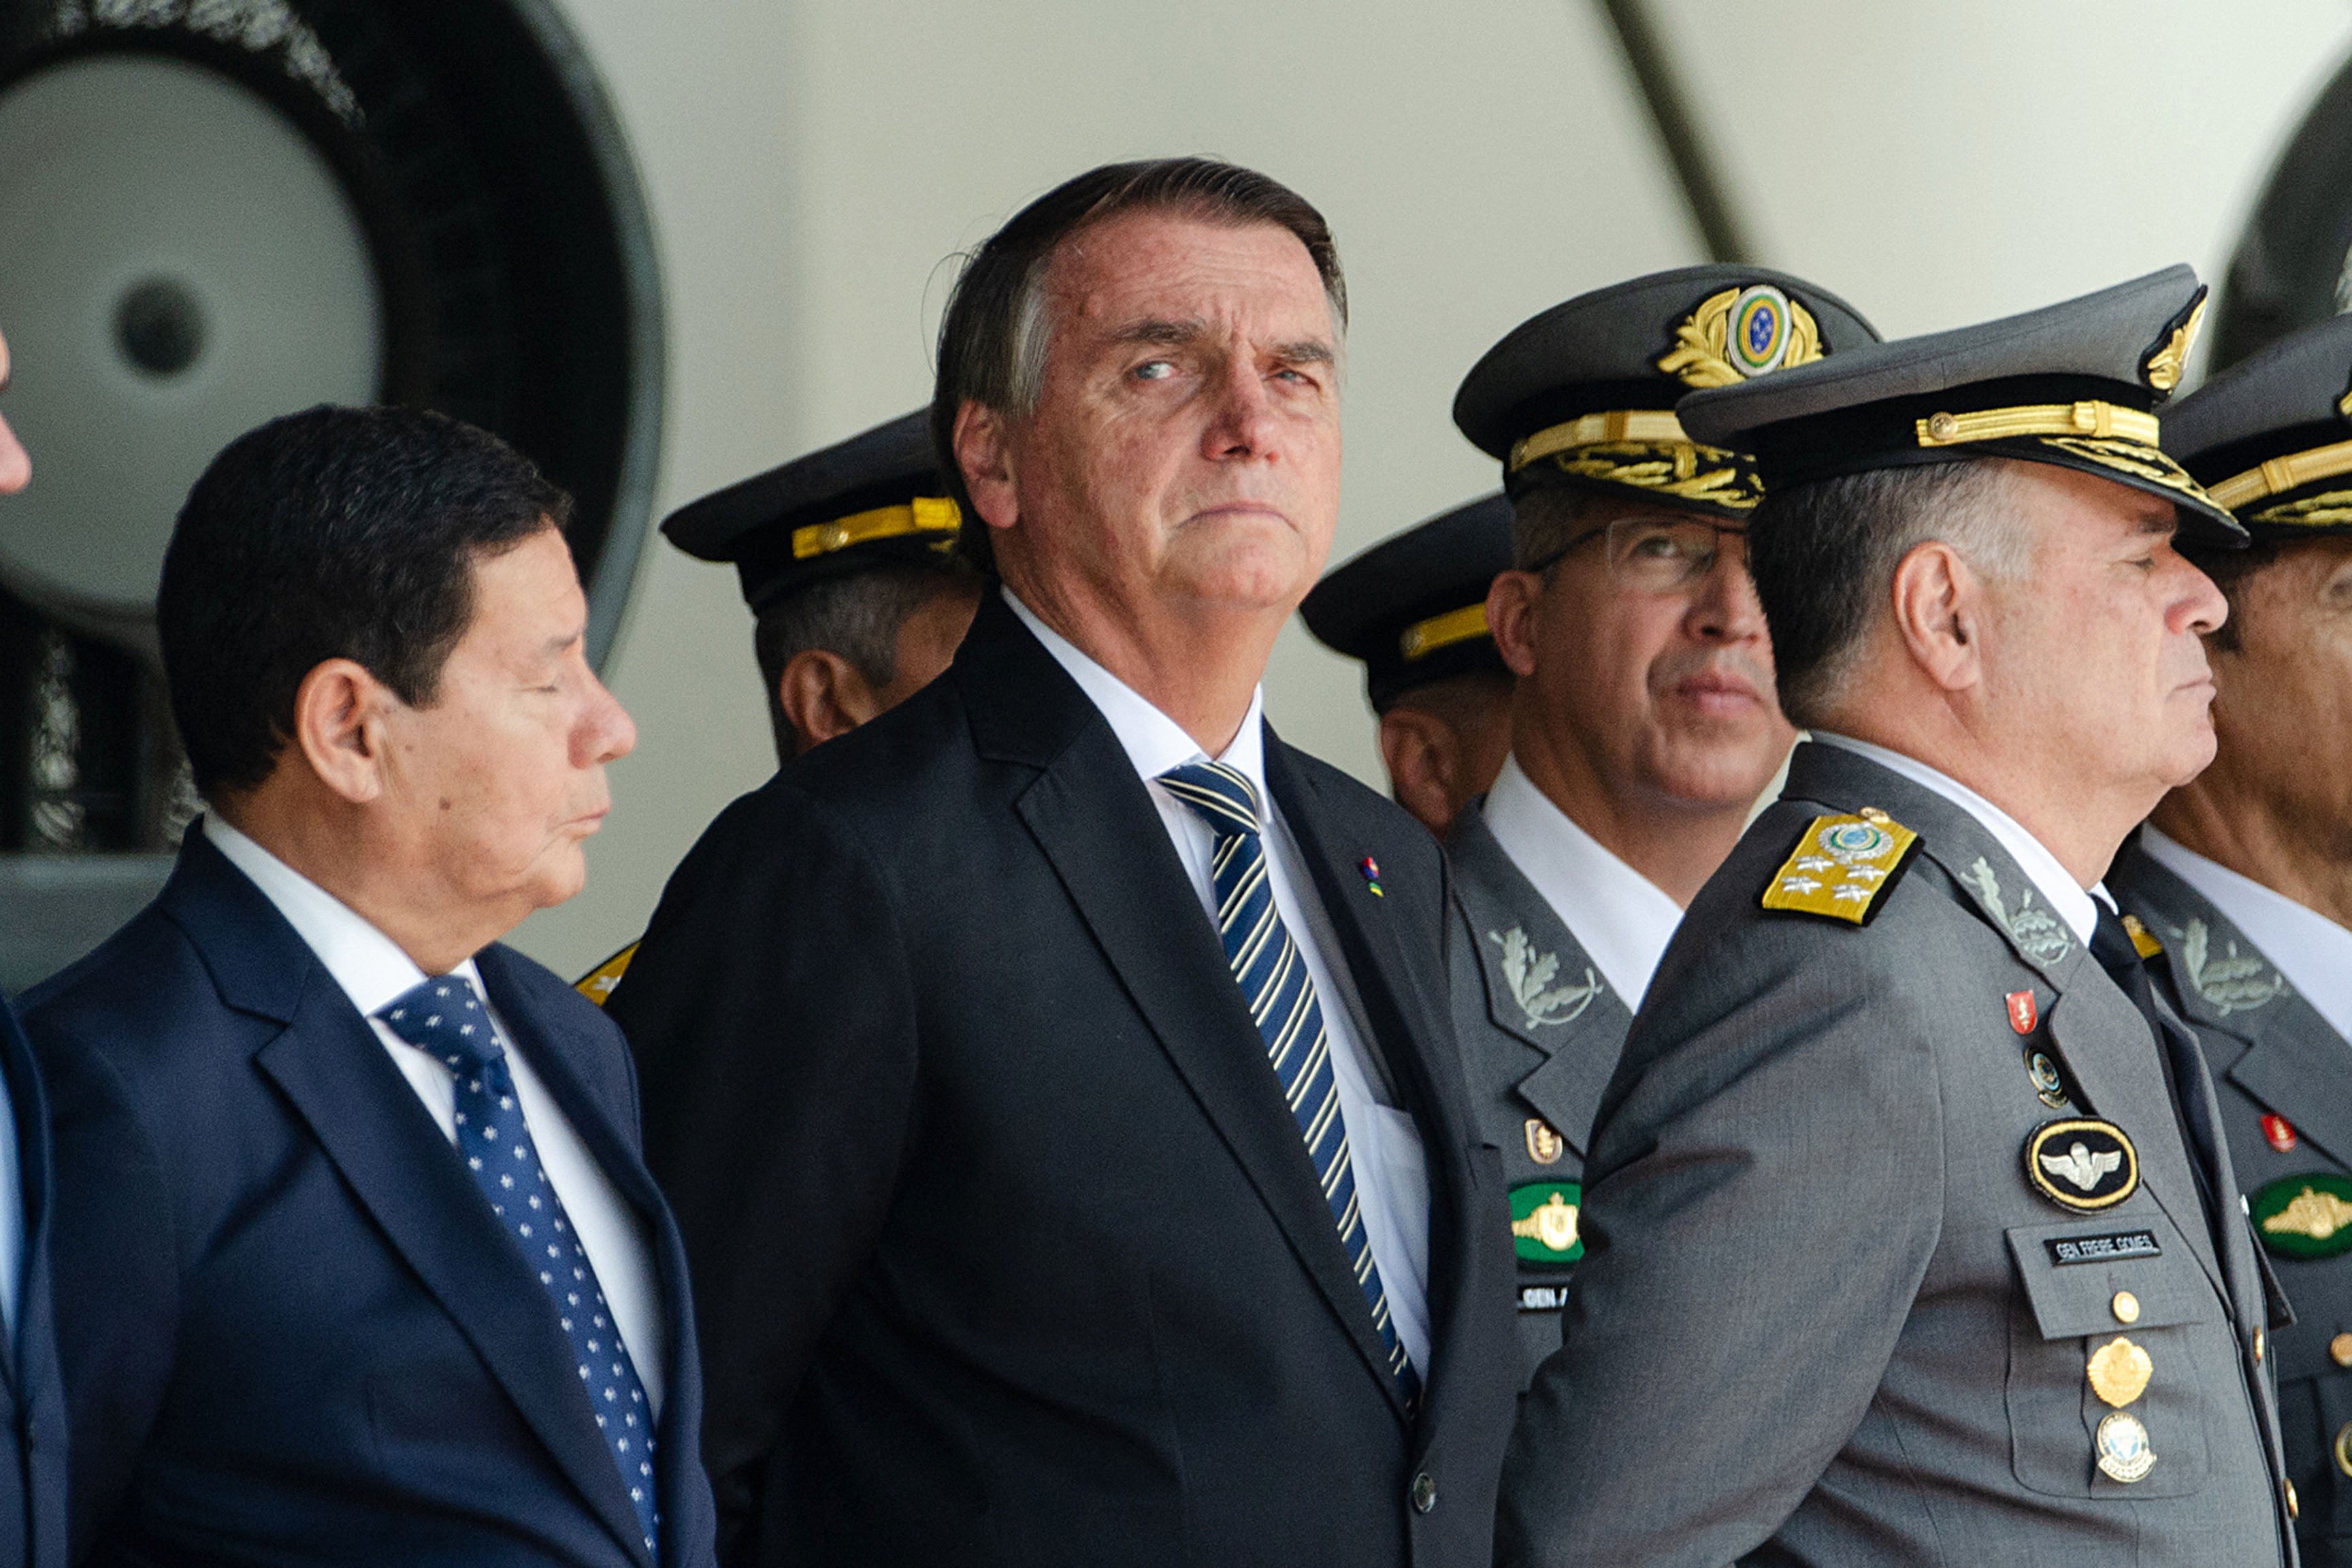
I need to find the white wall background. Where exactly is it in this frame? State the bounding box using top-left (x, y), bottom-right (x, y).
top-left (510, 0), bottom-right (2352, 978)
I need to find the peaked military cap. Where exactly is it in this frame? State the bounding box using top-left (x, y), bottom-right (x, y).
top-left (1678, 265), bottom-right (2244, 545)
top-left (1452, 265), bottom-right (1880, 520)
top-left (2163, 310), bottom-right (2352, 536)
top-left (1302, 493), bottom-right (1514, 712)
top-left (661, 408), bottom-right (962, 612)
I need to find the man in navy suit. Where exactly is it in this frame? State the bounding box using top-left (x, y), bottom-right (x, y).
top-left (0, 323), bottom-right (69, 1568)
top-left (24, 405), bottom-right (717, 1566)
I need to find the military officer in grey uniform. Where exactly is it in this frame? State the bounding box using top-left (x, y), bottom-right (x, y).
top-left (1499, 266), bottom-right (2302, 1565)
top-left (2112, 309), bottom-right (2352, 1565)
top-left (1302, 493), bottom-right (1516, 835)
top-left (1435, 266), bottom-right (1878, 1386)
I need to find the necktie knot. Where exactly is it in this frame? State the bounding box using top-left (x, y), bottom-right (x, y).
top-left (376, 974), bottom-right (506, 1077)
top-left (1158, 760), bottom-right (1262, 838)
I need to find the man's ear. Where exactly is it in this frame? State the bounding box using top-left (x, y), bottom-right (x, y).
top-left (952, 400), bottom-right (1020, 534)
top-left (1888, 539), bottom-right (1986, 695)
top-left (1379, 706), bottom-right (1468, 836)
top-left (777, 649), bottom-right (884, 755)
top-left (1484, 570), bottom-right (1544, 680)
top-left (291, 658), bottom-right (392, 804)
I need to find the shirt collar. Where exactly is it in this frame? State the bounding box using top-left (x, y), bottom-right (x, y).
top-left (1004, 588), bottom-right (1268, 804)
top-left (1809, 732), bottom-right (2108, 944)
top-left (203, 815), bottom-right (484, 1018)
top-left (1480, 753), bottom-right (1685, 1007)
top-left (2141, 826), bottom-right (2352, 1039)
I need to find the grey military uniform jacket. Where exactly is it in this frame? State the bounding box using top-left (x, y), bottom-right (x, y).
top-left (1445, 800), bottom-right (1634, 1390)
top-left (1498, 741), bottom-right (2298, 1568)
top-left (2115, 840), bottom-right (2352, 1565)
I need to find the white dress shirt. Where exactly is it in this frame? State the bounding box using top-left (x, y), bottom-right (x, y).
top-left (2143, 826), bottom-right (2352, 1041)
top-left (203, 816), bottom-right (666, 1411)
top-left (1480, 753), bottom-right (1687, 1009)
top-left (1812, 733), bottom-right (2108, 944)
top-left (1005, 592), bottom-right (1432, 1374)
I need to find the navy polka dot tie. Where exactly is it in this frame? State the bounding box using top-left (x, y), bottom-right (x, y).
top-left (376, 975), bottom-right (660, 1557)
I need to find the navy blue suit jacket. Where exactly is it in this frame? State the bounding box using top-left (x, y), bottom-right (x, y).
top-left (0, 995), bottom-right (66, 1568)
top-left (22, 830), bottom-right (717, 1567)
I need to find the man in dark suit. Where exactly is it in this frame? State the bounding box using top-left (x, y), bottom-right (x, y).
top-left (0, 322), bottom-right (69, 1568)
top-left (24, 405), bottom-right (717, 1566)
top-left (608, 157), bottom-right (1516, 1567)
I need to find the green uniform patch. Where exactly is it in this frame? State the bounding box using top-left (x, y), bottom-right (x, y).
top-left (1510, 1181), bottom-right (1583, 1264)
top-left (2253, 1173), bottom-right (2352, 1259)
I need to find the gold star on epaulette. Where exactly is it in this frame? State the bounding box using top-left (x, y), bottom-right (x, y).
top-left (1760, 809), bottom-right (1921, 926)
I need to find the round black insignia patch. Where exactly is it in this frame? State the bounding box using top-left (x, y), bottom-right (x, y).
top-left (2024, 1119), bottom-right (2140, 1213)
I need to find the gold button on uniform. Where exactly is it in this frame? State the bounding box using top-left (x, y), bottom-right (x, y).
top-left (2336, 1423), bottom-right (2352, 1480)
top-left (2111, 1290), bottom-right (2140, 1325)
top-left (2288, 1478), bottom-right (2302, 1520)
top-left (2333, 1331), bottom-right (2352, 1367)
top-left (2254, 1327), bottom-right (2266, 1362)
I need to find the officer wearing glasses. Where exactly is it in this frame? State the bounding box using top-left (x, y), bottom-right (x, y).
top-left (1444, 267), bottom-right (1878, 1385)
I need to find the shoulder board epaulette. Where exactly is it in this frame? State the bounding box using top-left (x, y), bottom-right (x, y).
top-left (1759, 809), bottom-right (1921, 926)
top-left (574, 941), bottom-right (640, 1006)
top-left (2120, 912), bottom-right (2163, 958)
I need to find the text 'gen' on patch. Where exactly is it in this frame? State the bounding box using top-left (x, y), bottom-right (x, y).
top-left (2046, 1229), bottom-right (2161, 1266)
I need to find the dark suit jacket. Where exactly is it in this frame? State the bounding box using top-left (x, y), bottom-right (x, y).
top-left (608, 591), bottom-right (1516, 1568)
top-left (0, 996), bottom-right (66, 1568)
top-left (22, 830), bottom-right (717, 1568)
top-left (2114, 840), bottom-right (2352, 1565)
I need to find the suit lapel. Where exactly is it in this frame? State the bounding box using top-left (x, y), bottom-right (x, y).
top-left (165, 838), bottom-right (653, 1567)
top-left (963, 601), bottom-right (1406, 1413)
top-left (1446, 805), bottom-right (1629, 1158)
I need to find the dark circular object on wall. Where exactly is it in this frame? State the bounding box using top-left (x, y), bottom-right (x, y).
top-left (2213, 48), bottom-right (2352, 371)
top-left (0, 0), bottom-right (663, 664)
top-left (0, 0), bottom-right (663, 990)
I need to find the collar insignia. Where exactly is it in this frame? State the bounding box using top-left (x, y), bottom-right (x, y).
top-left (574, 942), bottom-right (639, 1006)
top-left (1957, 857), bottom-right (2072, 966)
top-left (1487, 926), bottom-right (1601, 1028)
top-left (2169, 917), bottom-right (2284, 1015)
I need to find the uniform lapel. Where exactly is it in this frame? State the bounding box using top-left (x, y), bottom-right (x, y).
top-left (1446, 804), bottom-right (1629, 1159)
top-left (962, 600), bottom-right (1408, 1413)
top-left (166, 838), bottom-right (655, 1567)
top-left (2123, 849), bottom-right (2352, 1169)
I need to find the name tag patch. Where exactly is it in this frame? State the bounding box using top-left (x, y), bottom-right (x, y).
top-left (1518, 1285), bottom-right (1567, 1312)
top-left (2046, 1229), bottom-right (2162, 1266)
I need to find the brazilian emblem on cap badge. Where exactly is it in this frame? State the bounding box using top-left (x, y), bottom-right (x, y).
top-left (1658, 284), bottom-right (1827, 389)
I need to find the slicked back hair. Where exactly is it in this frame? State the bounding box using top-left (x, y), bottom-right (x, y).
top-left (930, 157), bottom-right (1346, 574)
top-left (159, 404), bottom-right (571, 799)
top-left (1748, 460), bottom-right (2027, 728)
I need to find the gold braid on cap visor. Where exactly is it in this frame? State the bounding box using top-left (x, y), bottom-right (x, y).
top-left (1507, 409), bottom-right (1762, 512)
top-left (2207, 436), bottom-right (2352, 527)
top-left (1398, 602), bottom-right (1490, 662)
top-left (790, 494), bottom-right (962, 559)
top-left (1911, 399), bottom-right (2212, 504)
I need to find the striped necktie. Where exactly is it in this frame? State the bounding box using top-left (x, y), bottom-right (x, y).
top-left (1158, 760), bottom-right (1418, 1402)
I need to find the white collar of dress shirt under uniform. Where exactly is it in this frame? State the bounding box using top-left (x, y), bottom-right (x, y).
top-left (203, 813), bottom-right (486, 1016)
top-left (1479, 753), bottom-right (1685, 1010)
top-left (1004, 588), bottom-right (1269, 802)
top-left (2141, 826), bottom-right (2352, 1042)
top-left (1809, 732), bottom-right (2109, 945)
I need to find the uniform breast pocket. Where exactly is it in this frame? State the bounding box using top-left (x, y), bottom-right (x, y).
top-left (2005, 1213), bottom-right (2224, 1499)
